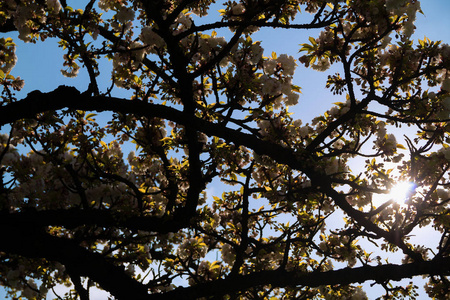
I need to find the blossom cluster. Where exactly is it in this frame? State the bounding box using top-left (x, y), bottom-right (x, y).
top-left (177, 237), bottom-right (208, 260)
top-left (375, 122), bottom-right (398, 156)
top-left (0, 37), bottom-right (17, 75)
top-left (260, 54), bottom-right (299, 107)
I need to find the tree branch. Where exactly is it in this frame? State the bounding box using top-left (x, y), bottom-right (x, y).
top-left (0, 208), bottom-right (186, 233)
top-left (0, 224), bottom-right (150, 300)
top-left (150, 257), bottom-right (450, 299)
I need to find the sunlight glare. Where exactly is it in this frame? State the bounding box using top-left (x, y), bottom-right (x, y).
top-left (387, 181), bottom-right (416, 204)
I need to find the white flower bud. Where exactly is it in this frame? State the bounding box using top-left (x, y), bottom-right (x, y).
top-left (46, 0), bottom-right (62, 13)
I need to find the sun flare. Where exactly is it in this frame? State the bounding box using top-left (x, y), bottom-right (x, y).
top-left (387, 181), bottom-right (416, 204)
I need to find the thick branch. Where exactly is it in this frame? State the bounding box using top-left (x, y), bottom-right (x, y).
top-left (0, 18), bottom-right (15, 33)
top-left (150, 258), bottom-right (450, 299)
top-left (0, 225), bottom-right (149, 300)
top-left (0, 208), bottom-right (185, 233)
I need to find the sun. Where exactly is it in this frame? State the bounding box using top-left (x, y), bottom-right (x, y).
top-left (386, 181), bottom-right (416, 204)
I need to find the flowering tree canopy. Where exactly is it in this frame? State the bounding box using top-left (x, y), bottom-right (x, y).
top-left (1, 0), bottom-right (450, 299)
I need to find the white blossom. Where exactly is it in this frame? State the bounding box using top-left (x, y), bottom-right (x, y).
top-left (257, 119), bottom-right (271, 137)
top-left (439, 147), bottom-right (450, 161)
top-left (172, 14), bottom-right (193, 34)
top-left (177, 238), bottom-right (207, 260)
top-left (386, 0), bottom-right (405, 10)
top-left (263, 59), bottom-right (278, 75)
top-left (380, 36), bottom-right (392, 49)
top-left (98, 0), bottom-right (113, 11)
top-left (0, 38), bottom-right (17, 74)
top-left (231, 3), bottom-right (245, 15)
top-left (22, 279), bottom-right (38, 299)
top-left (442, 79), bottom-right (450, 92)
top-left (140, 27), bottom-right (165, 48)
top-left (126, 264), bottom-right (136, 276)
top-left (116, 6), bottom-right (135, 23)
top-left (285, 92), bottom-right (299, 106)
top-left (207, 36), bottom-right (226, 50)
top-left (277, 54), bottom-right (296, 76)
top-left (325, 158), bottom-right (339, 175)
top-left (293, 119), bottom-right (302, 127)
top-left (376, 125), bottom-right (397, 154)
top-left (352, 287), bottom-right (368, 300)
top-left (311, 58), bottom-right (331, 72)
top-left (6, 269), bottom-right (20, 282)
top-left (131, 41), bottom-right (147, 66)
top-left (377, 122), bottom-right (386, 137)
top-left (1, 151), bottom-right (19, 166)
top-left (248, 42), bottom-right (263, 65)
top-left (61, 64), bottom-right (80, 78)
top-left (46, 0), bottom-right (62, 13)
top-left (436, 188), bottom-right (449, 200)
top-left (221, 243), bottom-right (235, 264)
top-left (14, 6), bottom-right (45, 42)
top-left (11, 77), bottom-right (25, 90)
top-left (298, 126), bottom-right (310, 138)
top-left (261, 75), bottom-right (281, 95)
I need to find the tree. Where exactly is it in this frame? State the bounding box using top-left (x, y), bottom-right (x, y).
top-left (0, 0), bottom-right (449, 299)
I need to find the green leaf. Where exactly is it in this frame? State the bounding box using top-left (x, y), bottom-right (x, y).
top-left (86, 113), bottom-right (97, 121)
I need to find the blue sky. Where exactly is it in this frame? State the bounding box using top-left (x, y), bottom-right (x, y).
top-left (1, 1), bottom-right (450, 299)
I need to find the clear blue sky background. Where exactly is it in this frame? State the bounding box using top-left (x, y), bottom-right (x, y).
top-left (1, 1), bottom-right (450, 299)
